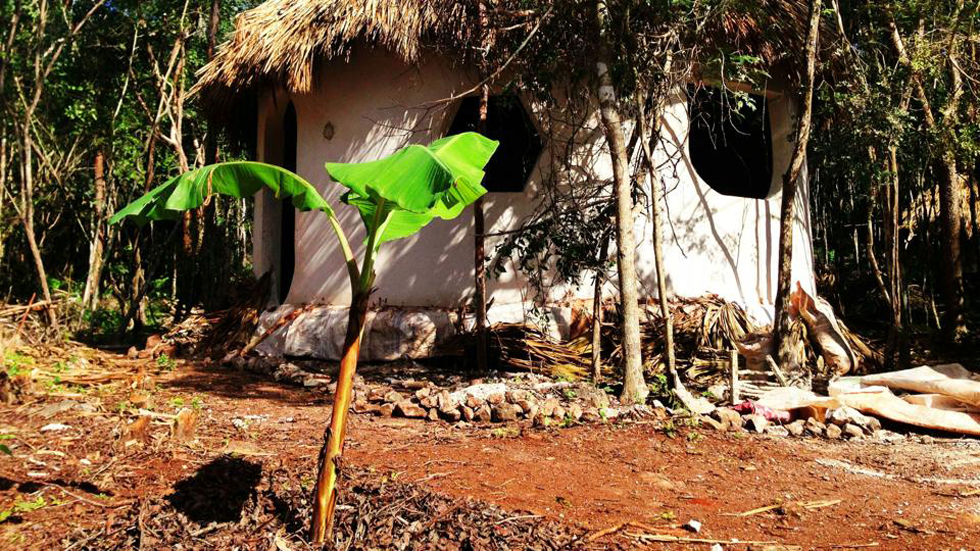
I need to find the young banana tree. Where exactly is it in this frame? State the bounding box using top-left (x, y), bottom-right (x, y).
top-left (110, 132), bottom-right (499, 543)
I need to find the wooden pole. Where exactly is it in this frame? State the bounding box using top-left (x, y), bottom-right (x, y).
top-left (730, 349), bottom-right (739, 405)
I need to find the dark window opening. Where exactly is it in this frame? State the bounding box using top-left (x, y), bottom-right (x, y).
top-left (279, 102), bottom-right (297, 303)
top-left (446, 95), bottom-right (542, 192)
top-left (688, 85), bottom-right (773, 199)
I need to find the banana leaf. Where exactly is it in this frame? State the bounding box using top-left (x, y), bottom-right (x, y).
top-left (326, 132), bottom-right (497, 245)
top-left (109, 161), bottom-right (333, 226)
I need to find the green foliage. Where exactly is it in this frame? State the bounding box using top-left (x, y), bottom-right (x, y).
top-left (81, 307), bottom-right (124, 338)
top-left (157, 354), bottom-right (176, 371)
top-left (0, 434), bottom-right (13, 456)
top-left (2, 351), bottom-right (34, 377)
top-left (0, 496), bottom-right (49, 523)
top-left (112, 133), bottom-right (498, 296)
top-left (109, 162), bottom-right (336, 226)
top-left (326, 133), bottom-right (497, 247)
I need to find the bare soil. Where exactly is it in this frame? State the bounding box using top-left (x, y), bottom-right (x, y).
top-left (1, 346), bottom-right (979, 550)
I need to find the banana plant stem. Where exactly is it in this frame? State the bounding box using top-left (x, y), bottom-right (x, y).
top-left (311, 287), bottom-right (369, 543)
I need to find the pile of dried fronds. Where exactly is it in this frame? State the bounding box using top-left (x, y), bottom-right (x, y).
top-left (164, 272), bottom-right (271, 358)
top-left (488, 323), bottom-right (592, 380)
top-left (608, 295), bottom-right (756, 377)
top-left (474, 294), bottom-right (882, 389)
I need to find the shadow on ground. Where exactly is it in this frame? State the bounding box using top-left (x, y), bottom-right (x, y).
top-left (166, 456), bottom-right (263, 524)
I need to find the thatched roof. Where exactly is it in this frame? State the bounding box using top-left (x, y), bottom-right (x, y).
top-left (196, 0), bottom-right (835, 117)
top-left (196, 0), bottom-right (474, 109)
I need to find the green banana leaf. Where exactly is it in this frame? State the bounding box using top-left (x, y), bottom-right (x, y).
top-left (326, 132), bottom-right (498, 245)
top-left (109, 161), bottom-right (333, 226)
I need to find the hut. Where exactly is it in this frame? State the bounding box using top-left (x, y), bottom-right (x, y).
top-left (196, 0), bottom-right (822, 360)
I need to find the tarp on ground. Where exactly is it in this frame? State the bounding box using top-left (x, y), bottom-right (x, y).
top-left (837, 389), bottom-right (980, 437)
top-left (859, 364), bottom-right (980, 406)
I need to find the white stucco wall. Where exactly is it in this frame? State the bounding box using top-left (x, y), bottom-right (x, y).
top-left (252, 47), bottom-right (815, 357)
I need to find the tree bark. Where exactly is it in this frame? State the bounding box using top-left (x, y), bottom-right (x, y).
top-left (594, 1), bottom-right (647, 404)
top-left (636, 96), bottom-right (676, 381)
top-left (591, 237), bottom-right (610, 383)
top-left (311, 290), bottom-right (369, 543)
top-left (885, 145), bottom-right (908, 368)
top-left (20, 124), bottom-right (56, 326)
top-left (82, 149), bottom-right (107, 310)
top-left (473, 0), bottom-right (490, 373)
top-left (772, 0), bottom-right (822, 370)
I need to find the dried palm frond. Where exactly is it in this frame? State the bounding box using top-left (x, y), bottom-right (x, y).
top-left (489, 323), bottom-right (591, 381)
top-left (163, 272), bottom-right (271, 357)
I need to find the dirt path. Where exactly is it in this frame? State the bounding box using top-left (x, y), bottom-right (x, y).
top-left (1, 351), bottom-right (979, 549)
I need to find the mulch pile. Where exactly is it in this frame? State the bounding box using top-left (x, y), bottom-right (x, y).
top-left (71, 463), bottom-right (584, 550)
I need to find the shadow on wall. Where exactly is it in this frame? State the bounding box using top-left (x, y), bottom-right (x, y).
top-left (656, 89), bottom-right (814, 320)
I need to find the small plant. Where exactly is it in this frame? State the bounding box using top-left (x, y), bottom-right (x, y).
top-left (0, 434), bottom-right (14, 456)
top-left (190, 396), bottom-right (203, 410)
top-left (156, 354), bottom-right (175, 371)
top-left (44, 377), bottom-right (64, 393)
top-left (2, 351), bottom-right (33, 376)
top-left (490, 426), bottom-right (520, 438)
top-left (562, 388), bottom-right (578, 400)
top-left (111, 132), bottom-right (497, 542)
top-left (0, 496), bottom-right (49, 523)
top-left (81, 307), bottom-right (125, 339)
top-left (170, 396), bottom-right (185, 409)
top-left (661, 419), bottom-right (677, 438)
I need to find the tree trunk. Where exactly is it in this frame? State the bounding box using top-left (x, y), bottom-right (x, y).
top-left (885, 145), bottom-right (908, 369)
top-left (591, 237), bottom-right (610, 383)
top-left (20, 125), bottom-right (56, 326)
top-left (636, 96), bottom-right (676, 381)
top-left (772, 0), bottom-right (822, 370)
top-left (594, 1), bottom-right (647, 404)
top-left (82, 149), bottom-right (107, 310)
top-left (937, 155), bottom-right (965, 340)
top-left (473, 0), bottom-right (490, 373)
top-left (311, 290), bottom-right (369, 543)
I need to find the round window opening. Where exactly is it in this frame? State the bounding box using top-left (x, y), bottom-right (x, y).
top-left (688, 85), bottom-right (773, 199)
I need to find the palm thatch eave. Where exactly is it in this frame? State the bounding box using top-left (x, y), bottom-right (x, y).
top-left (195, 0), bottom-right (838, 123)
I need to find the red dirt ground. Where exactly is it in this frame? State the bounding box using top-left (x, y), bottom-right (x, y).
top-left (2, 350), bottom-right (980, 549)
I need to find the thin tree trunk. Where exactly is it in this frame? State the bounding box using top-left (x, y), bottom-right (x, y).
top-left (473, 0), bottom-right (490, 373)
top-left (773, 0), bottom-right (822, 370)
top-left (311, 289), bottom-right (369, 543)
top-left (594, 1), bottom-right (647, 404)
top-left (885, 145), bottom-right (908, 368)
top-left (82, 149), bottom-right (107, 310)
top-left (591, 237), bottom-right (610, 383)
top-left (636, 95), bottom-right (676, 380)
top-left (20, 124), bottom-right (56, 326)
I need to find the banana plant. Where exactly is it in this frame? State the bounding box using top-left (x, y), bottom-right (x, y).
top-left (110, 132), bottom-right (499, 543)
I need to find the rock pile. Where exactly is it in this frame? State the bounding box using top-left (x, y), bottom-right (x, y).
top-left (354, 379), bottom-right (624, 427)
top-left (703, 404), bottom-right (883, 440)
